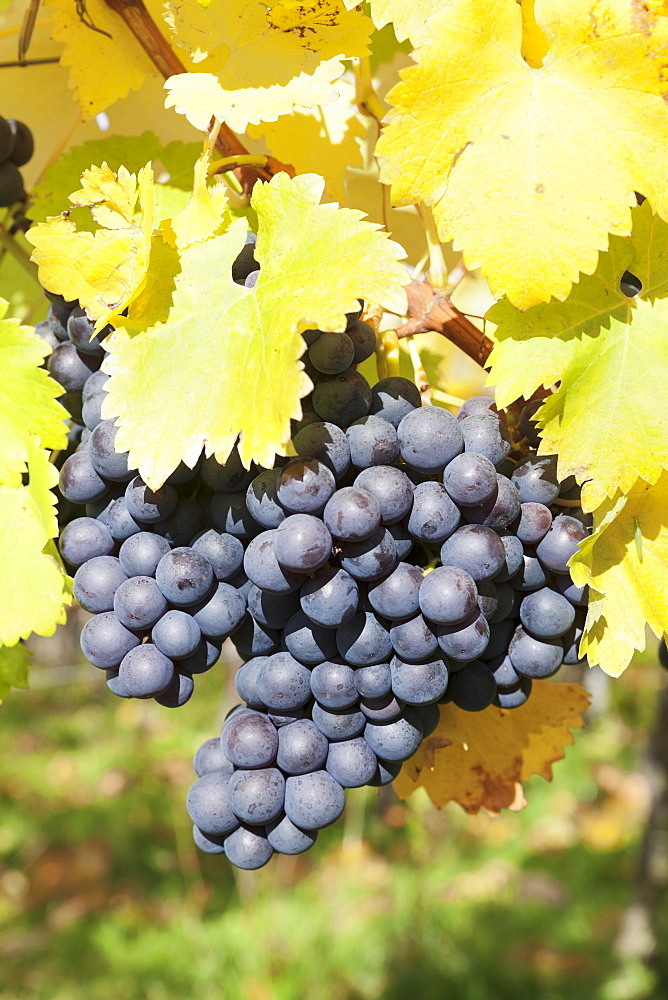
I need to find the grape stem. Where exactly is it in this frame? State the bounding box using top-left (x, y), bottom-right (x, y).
top-left (101, 0), bottom-right (290, 194)
top-left (396, 279), bottom-right (494, 366)
top-left (405, 335), bottom-right (432, 404)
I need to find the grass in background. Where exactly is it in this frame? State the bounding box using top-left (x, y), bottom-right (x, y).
top-left (0, 615), bottom-right (662, 1000)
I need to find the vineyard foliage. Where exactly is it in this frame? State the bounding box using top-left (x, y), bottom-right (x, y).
top-left (2, 0), bottom-right (668, 797)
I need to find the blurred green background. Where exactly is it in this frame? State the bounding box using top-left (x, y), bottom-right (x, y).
top-left (0, 613), bottom-right (665, 1000)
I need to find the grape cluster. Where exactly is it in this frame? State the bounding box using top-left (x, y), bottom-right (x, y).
top-left (0, 116), bottom-right (33, 207)
top-left (50, 238), bottom-right (590, 870)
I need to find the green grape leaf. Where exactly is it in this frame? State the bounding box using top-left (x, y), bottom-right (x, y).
top-left (0, 300), bottom-right (68, 488)
top-left (103, 172), bottom-right (408, 487)
top-left (487, 202), bottom-right (668, 510)
top-left (0, 643), bottom-right (31, 703)
top-left (29, 133), bottom-right (202, 225)
top-left (0, 440), bottom-right (71, 646)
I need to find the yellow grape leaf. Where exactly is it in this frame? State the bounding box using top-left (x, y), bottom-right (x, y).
top-left (393, 681), bottom-right (590, 813)
top-left (247, 77), bottom-right (366, 203)
top-left (570, 477), bottom-right (668, 676)
top-left (27, 163), bottom-right (156, 331)
top-left (343, 0), bottom-right (446, 44)
top-left (45, 0), bottom-right (159, 120)
top-left (103, 172), bottom-right (408, 487)
top-left (0, 440), bottom-right (71, 646)
top-left (163, 149), bottom-right (229, 249)
top-left (377, 0), bottom-right (668, 309)
top-left (0, 643), bottom-right (31, 703)
top-left (0, 300), bottom-right (68, 487)
top-left (487, 201), bottom-right (668, 510)
top-left (163, 0), bottom-right (372, 89)
top-left (164, 59), bottom-right (343, 133)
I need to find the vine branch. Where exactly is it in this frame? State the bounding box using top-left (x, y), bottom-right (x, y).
top-left (102, 0), bottom-right (289, 193)
top-left (397, 279), bottom-right (494, 366)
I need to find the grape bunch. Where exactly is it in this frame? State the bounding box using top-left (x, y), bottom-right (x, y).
top-left (0, 116), bottom-right (33, 207)
top-left (49, 235), bottom-right (590, 870)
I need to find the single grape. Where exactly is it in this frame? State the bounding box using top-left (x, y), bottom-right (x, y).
top-left (283, 610), bottom-right (339, 664)
top-left (201, 448), bottom-right (253, 493)
top-left (397, 406), bottom-right (464, 474)
top-left (310, 660), bottom-right (358, 709)
top-left (509, 625), bottom-right (563, 678)
top-left (519, 587), bottom-right (575, 638)
top-left (483, 620), bottom-right (516, 661)
top-left (113, 575), bottom-right (168, 629)
top-left (440, 525), bottom-right (506, 581)
top-left (119, 644), bottom-right (175, 697)
top-left (326, 738), bottom-right (378, 788)
top-left (193, 738), bottom-right (235, 778)
top-left (354, 662), bottom-right (392, 699)
top-left (153, 498), bottom-right (205, 547)
top-left (82, 370), bottom-right (110, 402)
top-left (336, 611), bottom-right (393, 666)
top-left (457, 396), bottom-right (502, 421)
top-left (6, 119), bottom-right (33, 166)
top-left (192, 582), bottom-right (246, 639)
top-left (535, 514), bottom-right (587, 574)
top-left (516, 502), bottom-right (552, 545)
top-left (166, 459), bottom-right (201, 486)
top-left (443, 452), bottom-right (498, 506)
top-left (353, 465), bottom-right (414, 525)
top-left (231, 616), bottom-right (281, 659)
top-left (274, 513), bottom-right (332, 572)
top-left (148, 608), bottom-right (200, 661)
top-left (186, 772), bottom-right (239, 836)
top-left (192, 826), bottom-right (226, 855)
top-left (311, 703), bottom-right (366, 741)
top-left (227, 767), bottom-right (285, 825)
top-left (446, 661), bottom-right (497, 711)
top-left (180, 638), bottom-right (222, 675)
top-left (463, 474), bottom-right (521, 530)
top-left (368, 562), bottom-right (423, 621)
top-left (90, 492), bottom-right (142, 542)
top-left (346, 415), bottom-right (400, 468)
top-left (47, 341), bottom-right (99, 391)
top-left (246, 469), bottom-right (286, 528)
top-left (511, 455), bottom-right (560, 505)
top-left (284, 771), bottom-right (346, 829)
top-left (248, 586), bottom-right (300, 629)
top-left (495, 678), bottom-right (532, 709)
top-left (73, 555), bottom-right (128, 613)
top-left (339, 525), bottom-right (397, 581)
top-left (368, 759), bottom-right (403, 786)
top-left (308, 330), bottom-right (355, 374)
top-left (221, 712), bottom-right (279, 769)
top-left (510, 549), bottom-right (551, 591)
top-left (125, 476), bottom-right (177, 523)
top-left (300, 565), bottom-right (359, 628)
top-left (419, 566), bottom-right (478, 625)
top-left (210, 491), bottom-right (259, 538)
top-left (267, 815), bottom-right (317, 855)
top-left (406, 481), bottom-right (461, 544)
top-left (493, 531), bottom-right (525, 582)
top-left (293, 421), bottom-right (351, 480)
top-left (388, 522), bottom-right (414, 560)
top-left (390, 655), bottom-right (448, 705)
top-left (58, 516), bottom-right (114, 567)
top-left (345, 319), bottom-right (376, 363)
top-left (81, 391), bottom-right (106, 430)
top-left (436, 611), bottom-right (490, 661)
top-left (360, 692), bottom-right (405, 722)
top-left (0, 160), bottom-right (24, 206)
top-left (277, 457), bottom-right (336, 514)
top-left (142, 543), bottom-right (208, 606)
top-left (363, 708), bottom-right (424, 762)
top-left (487, 653), bottom-right (522, 690)
top-left (87, 420), bottom-right (133, 482)
top-left (59, 451), bottom-right (109, 504)
top-left (323, 486), bottom-right (381, 542)
top-left (66, 306), bottom-right (106, 355)
top-left (312, 368), bottom-right (372, 426)
top-left (224, 824), bottom-right (273, 870)
top-left (80, 611), bottom-right (141, 669)
top-left (555, 574), bottom-right (588, 606)
top-left (412, 701), bottom-right (441, 737)
top-left (369, 376), bottom-right (421, 427)
top-left (461, 414), bottom-right (511, 466)
top-left (256, 652), bottom-right (312, 710)
top-left (390, 614), bottom-right (439, 662)
top-left (192, 529), bottom-right (244, 581)
top-left (155, 670), bottom-right (194, 708)
top-left (276, 719), bottom-right (329, 775)
top-left (244, 529), bottom-right (305, 593)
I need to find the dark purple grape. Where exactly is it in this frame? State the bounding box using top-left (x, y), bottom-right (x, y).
top-left (509, 625), bottom-right (563, 678)
top-left (443, 452), bottom-right (497, 506)
top-left (323, 487), bottom-right (381, 542)
top-left (440, 525), bottom-right (506, 581)
top-left (535, 514), bottom-right (587, 574)
top-left (419, 566), bottom-right (478, 625)
top-left (397, 406), bottom-right (464, 474)
top-left (277, 719), bottom-right (329, 775)
top-left (221, 712), bottom-right (278, 769)
top-left (119, 644), bottom-right (175, 697)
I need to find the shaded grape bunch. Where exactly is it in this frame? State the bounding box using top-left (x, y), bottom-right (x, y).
top-left (52, 237), bottom-right (591, 871)
top-left (0, 116), bottom-right (34, 207)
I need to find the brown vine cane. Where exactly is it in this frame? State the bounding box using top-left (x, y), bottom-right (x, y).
top-left (102, 0), bottom-right (292, 193)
